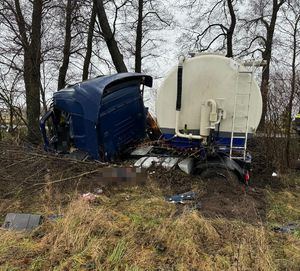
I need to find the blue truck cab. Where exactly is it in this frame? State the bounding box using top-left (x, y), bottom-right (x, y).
top-left (40, 73), bottom-right (152, 161)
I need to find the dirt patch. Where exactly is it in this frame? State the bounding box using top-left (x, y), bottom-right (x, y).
top-left (200, 179), bottom-right (266, 223)
top-left (151, 167), bottom-right (266, 223)
top-left (0, 142), bottom-right (275, 225)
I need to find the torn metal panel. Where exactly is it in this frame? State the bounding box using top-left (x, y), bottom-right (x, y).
top-left (2, 213), bottom-right (42, 231)
top-left (130, 146), bottom-right (153, 156)
top-left (134, 156), bottom-right (160, 168)
top-left (178, 158), bottom-right (194, 174)
top-left (134, 155), bottom-right (193, 174)
top-left (134, 156), bottom-right (179, 169)
top-left (161, 157), bottom-right (179, 169)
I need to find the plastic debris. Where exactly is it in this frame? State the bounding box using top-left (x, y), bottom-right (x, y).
top-left (81, 192), bottom-right (98, 202)
top-left (165, 191), bottom-right (197, 204)
top-left (2, 213), bottom-right (42, 231)
top-left (272, 172), bottom-right (278, 177)
top-left (94, 188), bottom-right (103, 195)
top-left (273, 223), bottom-right (299, 233)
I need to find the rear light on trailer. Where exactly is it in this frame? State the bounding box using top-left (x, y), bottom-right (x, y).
top-left (244, 170), bottom-right (250, 185)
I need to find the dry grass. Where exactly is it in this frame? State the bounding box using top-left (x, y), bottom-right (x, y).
top-left (0, 142), bottom-right (299, 270)
top-left (0, 186), bottom-right (283, 271)
top-left (265, 175), bottom-right (300, 270)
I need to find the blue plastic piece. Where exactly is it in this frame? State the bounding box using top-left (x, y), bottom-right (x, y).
top-left (165, 191), bottom-right (197, 204)
top-left (41, 73), bottom-right (152, 161)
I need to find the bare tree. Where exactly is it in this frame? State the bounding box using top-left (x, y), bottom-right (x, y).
top-left (0, 71), bottom-right (28, 132)
top-left (93, 0), bottom-right (128, 72)
top-left (135, 0), bottom-right (144, 72)
top-left (0, 0), bottom-right (44, 143)
top-left (279, 0), bottom-right (300, 165)
top-left (82, 2), bottom-right (97, 80)
top-left (110, 0), bottom-right (173, 74)
top-left (0, 73), bottom-right (20, 132)
top-left (241, 0), bottom-right (286, 129)
top-left (57, 0), bottom-right (82, 90)
top-left (132, 0), bottom-right (172, 72)
top-left (179, 0), bottom-right (237, 57)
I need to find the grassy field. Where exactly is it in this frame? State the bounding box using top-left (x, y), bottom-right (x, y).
top-left (0, 142), bottom-right (299, 271)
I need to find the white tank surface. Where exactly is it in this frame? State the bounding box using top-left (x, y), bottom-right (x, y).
top-left (156, 54), bottom-right (263, 140)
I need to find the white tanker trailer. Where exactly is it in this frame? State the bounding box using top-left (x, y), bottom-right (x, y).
top-left (156, 53), bottom-right (263, 148)
top-left (135, 53), bottom-right (266, 183)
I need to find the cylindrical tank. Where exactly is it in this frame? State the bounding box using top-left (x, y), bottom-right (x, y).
top-left (156, 54), bottom-right (262, 140)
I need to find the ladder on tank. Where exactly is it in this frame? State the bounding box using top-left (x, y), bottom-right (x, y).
top-left (229, 65), bottom-right (255, 160)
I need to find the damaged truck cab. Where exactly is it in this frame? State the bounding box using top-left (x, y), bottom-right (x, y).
top-left (40, 73), bottom-right (152, 161)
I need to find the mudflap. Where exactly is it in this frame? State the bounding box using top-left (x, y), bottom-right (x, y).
top-left (194, 154), bottom-right (249, 184)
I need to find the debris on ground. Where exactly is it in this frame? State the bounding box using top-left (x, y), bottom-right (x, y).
top-left (80, 192), bottom-right (99, 202)
top-left (273, 223), bottom-right (299, 233)
top-left (2, 213), bottom-right (42, 231)
top-left (94, 187), bottom-right (104, 195)
top-left (165, 191), bottom-right (197, 204)
top-left (178, 158), bottom-right (194, 174)
top-left (135, 156), bottom-right (179, 170)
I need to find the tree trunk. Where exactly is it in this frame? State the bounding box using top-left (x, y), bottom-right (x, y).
top-left (58, 0), bottom-right (74, 90)
top-left (82, 3), bottom-right (96, 81)
top-left (0, 112), bottom-right (2, 141)
top-left (226, 0), bottom-right (236, 58)
top-left (15, 0), bottom-right (43, 143)
top-left (135, 0), bottom-right (143, 72)
top-left (259, 61), bottom-right (270, 129)
top-left (285, 17), bottom-right (299, 166)
top-left (259, 24), bottom-right (274, 130)
top-left (8, 104), bottom-right (14, 133)
top-left (40, 82), bottom-right (48, 113)
top-left (93, 0), bottom-right (128, 73)
top-left (259, 0), bottom-right (285, 129)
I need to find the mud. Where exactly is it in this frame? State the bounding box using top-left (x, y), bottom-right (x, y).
top-left (200, 179), bottom-right (266, 223)
top-left (151, 167), bottom-right (267, 224)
